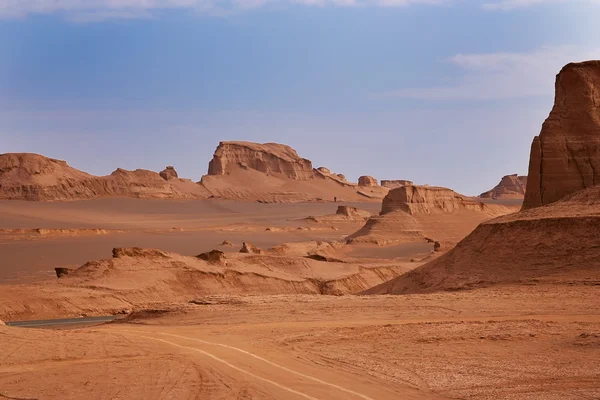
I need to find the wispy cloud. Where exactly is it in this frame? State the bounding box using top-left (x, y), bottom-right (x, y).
top-left (483, 0), bottom-right (600, 10)
top-left (376, 45), bottom-right (600, 101)
top-left (0, 0), bottom-right (594, 20)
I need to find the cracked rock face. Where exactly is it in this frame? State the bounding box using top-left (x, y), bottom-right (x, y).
top-left (522, 61), bottom-right (600, 210)
top-left (207, 141), bottom-right (314, 180)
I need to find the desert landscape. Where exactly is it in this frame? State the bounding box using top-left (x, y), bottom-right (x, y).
top-left (2, 56), bottom-right (600, 400)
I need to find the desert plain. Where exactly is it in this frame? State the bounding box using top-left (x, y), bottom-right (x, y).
top-left (2, 61), bottom-right (600, 400)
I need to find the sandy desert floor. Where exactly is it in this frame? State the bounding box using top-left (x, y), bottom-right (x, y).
top-left (2, 197), bottom-right (598, 400)
top-left (2, 286), bottom-right (600, 400)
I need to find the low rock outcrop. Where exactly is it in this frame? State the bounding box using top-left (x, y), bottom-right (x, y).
top-left (480, 174), bottom-right (527, 199)
top-left (55, 267), bottom-right (73, 278)
top-left (523, 61), bottom-right (600, 210)
top-left (196, 249), bottom-right (226, 263)
top-left (358, 176), bottom-right (378, 187)
top-left (381, 180), bottom-right (413, 189)
top-left (207, 141), bottom-right (314, 180)
top-left (381, 185), bottom-right (493, 215)
top-left (336, 206), bottom-right (371, 218)
top-left (159, 166), bottom-right (178, 180)
top-left (240, 242), bottom-right (264, 254)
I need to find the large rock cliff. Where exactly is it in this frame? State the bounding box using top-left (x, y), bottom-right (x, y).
top-left (207, 141), bottom-right (314, 180)
top-left (522, 61), bottom-right (600, 209)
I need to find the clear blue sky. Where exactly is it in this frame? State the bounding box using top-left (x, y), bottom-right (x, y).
top-left (1, 0), bottom-right (599, 195)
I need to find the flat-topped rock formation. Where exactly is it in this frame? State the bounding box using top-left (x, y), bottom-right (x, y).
top-left (523, 61), bottom-right (600, 210)
top-left (382, 185), bottom-right (496, 215)
top-left (380, 180), bottom-right (413, 189)
top-left (358, 176), bottom-right (378, 187)
top-left (207, 141), bottom-right (314, 180)
top-left (201, 142), bottom-right (389, 203)
top-left (480, 174), bottom-right (527, 199)
top-left (348, 185), bottom-right (515, 246)
top-left (0, 153), bottom-right (209, 201)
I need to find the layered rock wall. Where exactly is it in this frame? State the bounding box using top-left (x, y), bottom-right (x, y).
top-left (523, 61), bottom-right (600, 209)
top-left (207, 141), bottom-right (314, 180)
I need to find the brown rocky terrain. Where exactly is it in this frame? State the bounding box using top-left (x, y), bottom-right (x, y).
top-left (348, 185), bottom-right (516, 246)
top-left (367, 185), bottom-right (600, 294)
top-left (523, 61), bottom-right (600, 209)
top-left (0, 244), bottom-right (414, 320)
top-left (1, 143), bottom-right (391, 203)
top-left (380, 179), bottom-right (413, 189)
top-left (480, 174), bottom-right (527, 199)
top-left (0, 153), bottom-right (209, 201)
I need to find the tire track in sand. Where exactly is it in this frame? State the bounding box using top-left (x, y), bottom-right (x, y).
top-left (119, 330), bottom-right (375, 400)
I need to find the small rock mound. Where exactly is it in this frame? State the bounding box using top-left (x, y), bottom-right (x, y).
top-left (196, 249), bottom-right (226, 263)
top-left (239, 242), bottom-right (264, 254)
top-left (112, 247), bottom-right (169, 258)
top-left (336, 205), bottom-right (371, 218)
top-left (220, 240), bottom-right (233, 247)
top-left (55, 267), bottom-right (73, 278)
top-left (358, 176), bottom-right (378, 187)
top-left (159, 166), bottom-right (178, 180)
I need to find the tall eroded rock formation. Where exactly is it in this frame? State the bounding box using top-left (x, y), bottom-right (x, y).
top-left (480, 174), bottom-right (527, 199)
top-left (207, 141), bottom-right (314, 180)
top-left (522, 61), bottom-right (600, 210)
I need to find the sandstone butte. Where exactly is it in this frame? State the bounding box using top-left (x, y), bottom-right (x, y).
top-left (479, 174), bottom-right (527, 199)
top-left (367, 60), bottom-right (600, 295)
top-left (200, 141), bottom-right (389, 202)
top-left (358, 175), bottom-right (379, 187)
top-left (347, 184), bottom-right (514, 246)
top-left (522, 60), bottom-right (600, 210)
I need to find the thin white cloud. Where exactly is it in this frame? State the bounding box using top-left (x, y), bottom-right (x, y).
top-left (0, 0), bottom-right (593, 20)
top-left (483, 0), bottom-right (600, 10)
top-left (377, 45), bottom-right (600, 101)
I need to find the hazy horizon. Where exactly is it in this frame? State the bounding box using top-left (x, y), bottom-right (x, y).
top-left (2, 0), bottom-right (600, 196)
